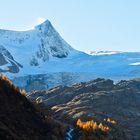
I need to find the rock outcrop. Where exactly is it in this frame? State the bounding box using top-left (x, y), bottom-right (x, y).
top-left (29, 78), bottom-right (140, 139)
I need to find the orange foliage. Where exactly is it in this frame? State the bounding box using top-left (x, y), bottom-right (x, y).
top-left (0, 74), bottom-right (13, 86)
top-left (20, 89), bottom-right (27, 96)
top-left (76, 119), bottom-right (110, 134)
top-left (0, 74), bottom-right (27, 96)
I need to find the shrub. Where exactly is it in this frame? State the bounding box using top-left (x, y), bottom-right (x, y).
top-left (0, 74), bottom-right (13, 86)
top-left (20, 89), bottom-right (27, 96)
top-left (76, 119), bottom-right (109, 134)
top-left (0, 74), bottom-right (27, 96)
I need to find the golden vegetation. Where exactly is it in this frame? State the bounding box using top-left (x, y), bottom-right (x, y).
top-left (0, 74), bottom-right (27, 96)
top-left (20, 89), bottom-right (27, 96)
top-left (0, 74), bottom-right (13, 86)
top-left (104, 118), bottom-right (117, 124)
top-left (76, 118), bottom-right (124, 140)
top-left (77, 119), bottom-right (110, 134)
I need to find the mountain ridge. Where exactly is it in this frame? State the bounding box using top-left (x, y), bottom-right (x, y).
top-left (1, 19), bottom-right (140, 90)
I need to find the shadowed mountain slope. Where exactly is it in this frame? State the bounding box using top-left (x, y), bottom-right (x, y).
top-left (0, 75), bottom-right (65, 140)
top-left (28, 78), bottom-right (140, 139)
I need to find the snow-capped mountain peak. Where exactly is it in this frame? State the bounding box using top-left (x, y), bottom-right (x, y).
top-left (1, 19), bottom-right (140, 85)
top-left (35, 19), bottom-right (53, 30)
top-left (35, 19), bottom-right (75, 59)
top-left (0, 19), bottom-right (77, 75)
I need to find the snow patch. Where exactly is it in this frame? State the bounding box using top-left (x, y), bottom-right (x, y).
top-left (129, 62), bottom-right (140, 66)
top-left (88, 51), bottom-right (121, 56)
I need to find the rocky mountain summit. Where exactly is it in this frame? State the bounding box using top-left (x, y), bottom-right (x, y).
top-left (28, 78), bottom-right (140, 140)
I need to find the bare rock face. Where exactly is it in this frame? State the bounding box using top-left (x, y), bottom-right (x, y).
top-left (28, 78), bottom-right (140, 140)
top-left (0, 45), bottom-right (22, 73)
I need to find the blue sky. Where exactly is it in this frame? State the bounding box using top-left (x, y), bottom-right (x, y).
top-left (0, 0), bottom-right (140, 52)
